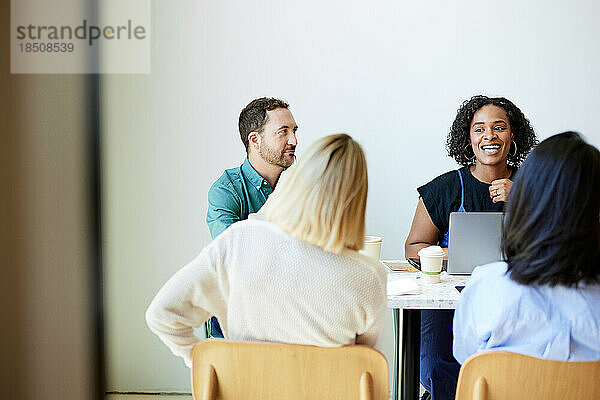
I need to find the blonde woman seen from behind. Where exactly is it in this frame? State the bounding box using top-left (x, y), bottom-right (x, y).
top-left (146, 134), bottom-right (386, 367)
top-left (261, 133), bottom-right (367, 253)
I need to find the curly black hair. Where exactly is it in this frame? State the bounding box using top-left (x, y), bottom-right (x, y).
top-left (447, 95), bottom-right (537, 167)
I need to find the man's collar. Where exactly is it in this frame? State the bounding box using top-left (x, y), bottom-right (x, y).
top-left (242, 158), bottom-right (267, 188)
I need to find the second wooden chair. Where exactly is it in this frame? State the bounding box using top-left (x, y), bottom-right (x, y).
top-left (455, 351), bottom-right (600, 400)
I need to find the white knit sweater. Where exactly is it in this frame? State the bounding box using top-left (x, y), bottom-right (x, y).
top-left (145, 219), bottom-right (387, 367)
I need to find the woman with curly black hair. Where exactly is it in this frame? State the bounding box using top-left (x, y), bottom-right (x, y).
top-left (405, 95), bottom-right (537, 400)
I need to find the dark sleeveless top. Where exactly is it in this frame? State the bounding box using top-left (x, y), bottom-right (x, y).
top-left (417, 166), bottom-right (512, 246)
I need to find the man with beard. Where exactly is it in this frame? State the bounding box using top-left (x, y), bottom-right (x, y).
top-left (205, 97), bottom-right (298, 337)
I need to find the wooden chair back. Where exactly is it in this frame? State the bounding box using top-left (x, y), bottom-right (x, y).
top-left (191, 340), bottom-right (388, 400)
top-left (455, 351), bottom-right (600, 400)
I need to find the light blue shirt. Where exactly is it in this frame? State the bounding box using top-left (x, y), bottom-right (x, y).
top-left (453, 262), bottom-right (600, 364)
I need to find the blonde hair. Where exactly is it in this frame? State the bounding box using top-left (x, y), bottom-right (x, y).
top-left (261, 134), bottom-right (368, 254)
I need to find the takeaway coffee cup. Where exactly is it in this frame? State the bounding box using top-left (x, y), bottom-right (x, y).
top-left (418, 245), bottom-right (445, 283)
top-left (360, 236), bottom-right (383, 260)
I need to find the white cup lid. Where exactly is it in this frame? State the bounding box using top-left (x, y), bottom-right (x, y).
top-left (418, 245), bottom-right (444, 257)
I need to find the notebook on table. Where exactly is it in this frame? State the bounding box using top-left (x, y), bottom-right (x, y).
top-left (382, 261), bottom-right (419, 272)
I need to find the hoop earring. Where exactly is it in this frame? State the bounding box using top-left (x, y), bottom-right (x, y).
top-left (509, 141), bottom-right (517, 157)
top-left (463, 144), bottom-right (475, 162)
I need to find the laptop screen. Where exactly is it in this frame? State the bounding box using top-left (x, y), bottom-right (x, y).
top-left (446, 212), bottom-right (503, 275)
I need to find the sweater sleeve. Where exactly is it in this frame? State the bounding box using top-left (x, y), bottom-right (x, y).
top-left (145, 242), bottom-right (229, 368)
top-left (355, 305), bottom-right (386, 347)
top-left (355, 266), bottom-right (387, 347)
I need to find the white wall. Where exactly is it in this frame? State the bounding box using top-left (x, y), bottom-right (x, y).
top-left (102, 0), bottom-right (600, 391)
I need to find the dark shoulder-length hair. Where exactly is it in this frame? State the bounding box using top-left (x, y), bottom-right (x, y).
top-left (502, 131), bottom-right (600, 287)
top-left (447, 95), bottom-right (537, 167)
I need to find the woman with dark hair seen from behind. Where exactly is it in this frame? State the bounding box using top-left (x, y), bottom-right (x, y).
top-left (454, 131), bottom-right (600, 363)
top-left (405, 95), bottom-right (537, 400)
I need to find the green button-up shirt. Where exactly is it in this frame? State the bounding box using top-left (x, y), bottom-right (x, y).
top-left (206, 158), bottom-right (274, 238)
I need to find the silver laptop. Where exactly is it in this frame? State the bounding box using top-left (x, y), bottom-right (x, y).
top-left (447, 212), bottom-right (504, 275)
